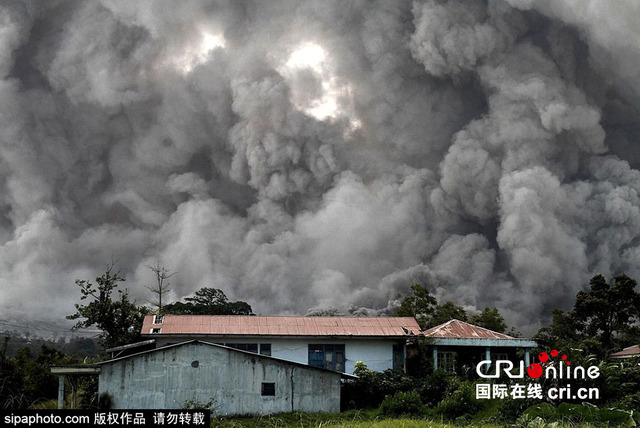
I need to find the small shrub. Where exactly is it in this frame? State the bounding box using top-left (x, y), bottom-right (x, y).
top-left (97, 393), bottom-right (113, 410)
top-left (379, 390), bottom-right (426, 417)
top-left (342, 364), bottom-right (420, 410)
top-left (417, 370), bottom-right (459, 407)
top-left (182, 396), bottom-right (216, 415)
top-left (434, 381), bottom-right (486, 419)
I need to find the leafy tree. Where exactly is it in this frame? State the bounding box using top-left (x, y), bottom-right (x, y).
top-left (428, 301), bottom-right (468, 328)
top-left (534, 273), bottom-right (640, 357)
top-left (395, 284), bottom-right (437, 330)
top-left (67, 263), bottom-right (149, 349)
top-left (0, 339), bottom-right (75, 409)
top-left (395, 284), bottom-right (469, 329)
top-left (163, 287), bottom-right (253, 315)
top-left (573, 274), bottom-right (640, 352)
top-left (470, 307), bottom-right (507, 333)
top-left (0, 337), bottom-right (23, 408)
top-left (533, 307), bottom-right (583, 351)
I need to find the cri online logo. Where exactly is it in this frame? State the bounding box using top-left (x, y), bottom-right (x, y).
top-left (527, 349), bottom-right (567, 378)
top-left (477, 349), bottom-right (600, 380)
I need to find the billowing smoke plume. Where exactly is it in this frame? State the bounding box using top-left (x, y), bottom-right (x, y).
top-left (1, 0), bottom-right (640, 334)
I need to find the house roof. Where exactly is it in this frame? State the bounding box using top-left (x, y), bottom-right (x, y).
top-left (422, 319), bottom-right (537, 348)
top-left (610, 344), bottom-right (640, 359)
top-left (423, 319), bottom-right (514, 339)
top-left (141, 315), bottom-right (422, 338)
top-left (98, 339), bottom-right (357, 379)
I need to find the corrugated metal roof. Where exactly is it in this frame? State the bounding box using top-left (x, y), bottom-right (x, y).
top-left (142, 315), bottom-right (422, 337)
top-left (610, 345), bottom-right (640, 358)
top-left (422, 319), bottom-right (514, 339)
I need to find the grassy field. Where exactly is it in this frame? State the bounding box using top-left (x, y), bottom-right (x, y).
top-left (211, 409), bottom-right (625, 427)
top-left (211, 411), bottom-right (506, 428)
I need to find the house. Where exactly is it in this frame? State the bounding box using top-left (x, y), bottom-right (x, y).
top-left (422, 319), bottom-right (537, 372)
top-left (141, 315), bottom-right (422, 374)
top-left (610, 345), bottom-right (640, 360)
top-left (97, 340), bottom-right (354, 414)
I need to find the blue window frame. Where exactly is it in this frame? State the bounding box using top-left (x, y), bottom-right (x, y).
top-left (393, 344), bottom-right (404, 370)
top-left (308, 344), bottom-right (345, 372)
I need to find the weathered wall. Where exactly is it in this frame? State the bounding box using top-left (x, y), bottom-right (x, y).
top-left (98, 342), bottom-right (341, 415)
top-left (152, 337), bottom-right (400, 373)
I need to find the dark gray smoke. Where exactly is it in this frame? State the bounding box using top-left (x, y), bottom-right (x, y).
top-left (1, 0), bottom-right (640, 334)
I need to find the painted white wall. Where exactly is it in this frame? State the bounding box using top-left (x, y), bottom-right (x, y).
top-left (153, 336), bottom-right (401, 374)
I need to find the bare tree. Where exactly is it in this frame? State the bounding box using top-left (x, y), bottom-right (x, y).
top-left (145, 263), bottom-right (176, 314)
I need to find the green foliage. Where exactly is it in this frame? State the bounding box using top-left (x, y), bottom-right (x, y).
top-left (405, 337), bottom-right (434, 377)
top-left (182, 396), bottom-right (217, 414)
top-left (0, 341), bottom-right (75, 409)
top-left (66, 264), bottom-right (149, 349)
top-left (98, 393), bottom-right (113, 410)
top-left (573, 273), bottom-right (640, 352)
top-left (379, 390), bottom-right (426, 417)
top-left (344, 363), bottom-right (468, 417)
top-left (470, 307), bottom-right (507, 333)
top-left (210, 410), bottom-right (451, 428)
top-left (163, 287), bottom-right (253, 315)
top-left (395, 284), bottom-right (476, 330)
top-left (417, 371), bottom-right (460, 407)
top-left (535, 273), bottom-right (640, 358)
top-left (394, 284), bottom-right (437, 330)
top-left (1, 332), bottom-right (98, 360)
top-left (433, 381), bottom-right (487, 420)
top-left (495, 390), bottom-right (544, 423)
top-left (343, 363), bottom-right (420, 410)
top-left (517, 402), bottom-right (635, 426)
top-left (429, 301), bottom-right (468, 328)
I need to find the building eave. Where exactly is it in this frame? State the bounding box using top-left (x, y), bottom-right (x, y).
top-left (431, 337), bottom-right (537, 348)
top-left (141, 333), bottom-right (418, 340)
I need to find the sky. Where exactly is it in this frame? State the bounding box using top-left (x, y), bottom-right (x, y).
top-left (1, 0), bottom-right (640, 335)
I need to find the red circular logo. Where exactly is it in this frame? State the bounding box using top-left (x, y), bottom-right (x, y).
top-left (527, 363), bottom-right (543, 379)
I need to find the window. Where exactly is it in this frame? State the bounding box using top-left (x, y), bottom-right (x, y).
top-left (494, 353), bottom-right (508, 361)
top-left (259, 344), bottom-right (271, 356)
top-left (226, 343), bottom-right (258, 353)
top-left (223, 343), bottom-right (271, 355)
top-left (261, 382), bottom-right (275, 396)
top-left (152, 315), bottom-right (164, 324)
top-left (437, 351), bottom-right (456, 372)
top-left (308, 344), bottom-right (345, 372)
top-left (150, 328), bottom-right (161, 334)
top-left (393, 344), bottom-right (404, 370)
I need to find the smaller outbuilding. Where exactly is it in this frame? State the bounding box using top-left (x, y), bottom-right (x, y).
top-left (422, 319), bottom-right (537, 372)
top-left (97, 340), bottom-right (354, 415)
top-left (610, 345), bottom-right (640, 360)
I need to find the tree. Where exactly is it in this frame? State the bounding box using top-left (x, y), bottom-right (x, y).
top-left (395, 284), bottom-right (437, 330)
top-left (163, 287), bottom-right (253, 315)
top-left (534, 273), bottom-right (640, 357)
top-left (395, 284), bottom-right (470, 329)
top-left (145, 263), bottom-right (176, 314)
top-left (572, 273), bottom-right (640, 352)
top-left (428, 301), bottom-right (468, 328)
top-left (470, 307), bottom-right (507, 333)
top-left (534, 307), bottom-right (583, 352)
top-left (67, 263), bottom-right (149, 349)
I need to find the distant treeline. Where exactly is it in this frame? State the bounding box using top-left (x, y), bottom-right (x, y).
top-left (1, 331), bottom-right (99, 359)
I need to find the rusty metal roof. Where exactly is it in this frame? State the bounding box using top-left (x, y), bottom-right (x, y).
top-left (142, 315), bottom-right (422, 337)
top-left (422, 319), bottom-right (514, 339)
top-left (610, 345), bottom-right (640, 358)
